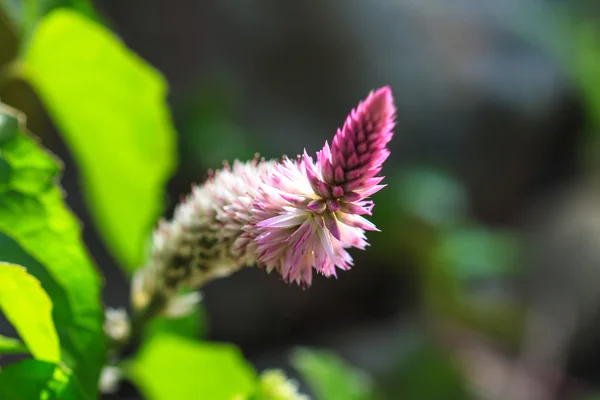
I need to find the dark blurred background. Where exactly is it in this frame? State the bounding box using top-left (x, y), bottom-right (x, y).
top-left (4, 0), bottom-right (600, 398)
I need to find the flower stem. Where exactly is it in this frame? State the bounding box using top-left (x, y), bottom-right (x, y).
top-left (110, 294), bottom-right (167, 359)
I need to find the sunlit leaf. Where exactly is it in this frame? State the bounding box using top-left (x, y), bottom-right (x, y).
top-left (24, 9), bottom-right (177, 272)
top-left (0, 334), bottom-right (27, 355)
top-left (143, 290), bottom-right (207, 341)
top-left (292, 348), bottom-right (377, 400)
top-left (144, 308), bottom-right (206, 342)
top-left (0, 103), bottom-right (104, 398)
top-left (130, 334), bottom-right (256, 400)
top-left (253, 369), bottom-right (308, 400)
top-left (0, 360), bottom-right (80, 400)
top-left (0, 263), bottom-right (59, 362)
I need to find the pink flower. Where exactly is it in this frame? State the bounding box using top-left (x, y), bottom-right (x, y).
top-left (134, 87), bottom-right (396, 307)
top-left (248, 86), bottom-right (396, 287)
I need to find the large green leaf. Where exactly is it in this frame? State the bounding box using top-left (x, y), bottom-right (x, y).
top-left (0, 360), bottom-right (81, 400)
top-left (23, 9), bottom-right (177, 273)
top-left (291, 348), bottom-right (377, 400)
top-left (130, 334), bottom-right (257, 400)
top-left (143, 291), bottom-right (207, 342)
top-left (0, 263), bottom-right (60, 362)
top-left (0, 103), bottom-right (104, 398)
top-left (144, 308), bottom-right (206, 342)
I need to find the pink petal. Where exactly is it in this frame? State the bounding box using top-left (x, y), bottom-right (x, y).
top-left (307, 199), bottom-right (327, 213)
top-left (257, 213), bottom-right (306, 228)
top-left (323, 212), bottom-right (341, 240)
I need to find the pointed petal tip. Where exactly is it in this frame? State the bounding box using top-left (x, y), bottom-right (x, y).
top-left (302, 148), bottom-right (315, 163)
top-left (323, 211), bottom-right (341, 240)
top-left (375, 85), bottom-right (392, 96)
top-left (369, 85), bottom-right (392, 103)
top-left (369, 86), bottom-right (395, 116)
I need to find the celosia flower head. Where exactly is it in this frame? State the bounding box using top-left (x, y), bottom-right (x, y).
top-left (133, 87), bottom-right (396, 309)
top-left (250, 86), bottom-right (396, 286)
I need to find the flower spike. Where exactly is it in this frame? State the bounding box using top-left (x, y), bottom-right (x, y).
top-left (132, 87), bottom-right (396, 308)
top-left (249, 86), bottom-right (396, 286)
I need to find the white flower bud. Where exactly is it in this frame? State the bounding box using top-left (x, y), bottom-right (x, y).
top-left (258, 369), bottom-right (310, 400)
top-left (163, 291), bottom-right (203, 318)
top-left (99, 366), bottom-right (122, 394)
top-left (104, 307), bottom-right (131, 342)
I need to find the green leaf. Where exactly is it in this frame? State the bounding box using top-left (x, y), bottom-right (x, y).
top-left (0, 334), bottom-right (28, 355)
top-left (395, 167), bottom-right (467, 229)
top-left (130, 334), bottom-right (257, 400)
top-left (0, 360), bottom-right (81, 400)
top-left (0, 105), bottom-right (21, 145)
top-left (291, 348), bottom-right (376, 400)
top-left (0, 263), bottom-right (60, 362)
top-left (424, 227), bottom-right (524, 344)
top-left (144, 308), bottom-right (206, 342)
top-left (433, 228), bottom-right (520, 282)
top-left (143, 291), bottom-right (207, 341)
top-left (23, 9), bottom-right (177, 273)
top-left (571, 21), bottom-right (600, 137)
top-left (0, 104), bottom-right (104, 398)
top-left (383, 342), bottom-right (473, 400)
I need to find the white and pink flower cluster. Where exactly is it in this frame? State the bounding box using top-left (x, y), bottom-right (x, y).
top-left (133, 87), bottom-right (396, 308)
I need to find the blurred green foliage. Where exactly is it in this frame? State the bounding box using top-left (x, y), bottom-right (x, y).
top-left (252, 370), bottom-right (305, 400)
top-left (292, 348), bottom-right (379, 400)
top-left (434, 228), bottom-right (519, 282)
top-left (394, 167), bottom-right (468, 230)
top-left (177, 70), bottom-right (260, 171)
top-left (0, 334), bottom-right (27, 354)
top-left (570, 17), bottom-right (600, 167)
top-left (383, 340), bottom-right (473, 400)
top-left (143, 306), bottom-right (207, 343)
top-left (372, 166), bottom-right (525, 346)
top-left (0, 359), bottom-right (80, 399)
top-left (23, 10), bottom-right (177, 273)
top-left (130, 333), bottom-right (257, 400)
top-left (0, 104), bottom-right (104, 398)
top-left (573, 22), bottom-right (600, 128)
